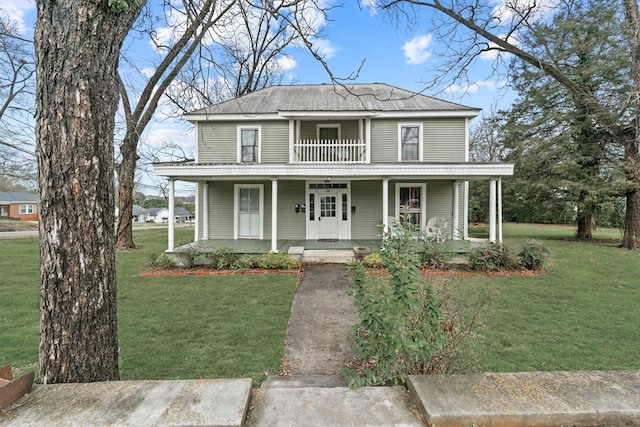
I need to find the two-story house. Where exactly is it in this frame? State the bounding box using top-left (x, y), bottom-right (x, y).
top-left (154, 83), bottom-right (514, 253)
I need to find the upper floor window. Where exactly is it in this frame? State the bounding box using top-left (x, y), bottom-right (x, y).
top-left (317, 124), bottom-right (340, 142)
top-left (398, 123), bottom-right (423, 161)
top-left (238, 125), bottom-right (261, 163)
top-left (19, 204), bottom-right (35, 214)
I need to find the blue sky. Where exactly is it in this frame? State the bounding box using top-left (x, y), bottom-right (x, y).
top-left (3, 0), bottom-right (513, 195)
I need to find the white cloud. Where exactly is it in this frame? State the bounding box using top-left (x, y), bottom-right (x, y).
top-left (445, 79), bottom-right (505, 94)
top-left (277, 55), bottom-right (297, 72)
top-left (0, 0), bottom-right (35, 34)
top-left (311, 37), bottom-right (338, 59)
top-left (361, 0), bottom-right (378, 15)
top-left (402, 34), bottom-right (433, 65)
top-left (145, 127), bottom-right (193, 148)
top-left (492, 0), bottom-right (560, 23)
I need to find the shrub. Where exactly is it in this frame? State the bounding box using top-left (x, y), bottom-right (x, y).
top-left (147, 252), bottom-right (173, 268)
top-left (346, 219), bottom-right (448, 387)
top-left (362, 252), bottom-right (384, 268)
top-left (237, 255), bottom-right (258, 269)
top-left (204, 247), bottom-right (240, 270)
top-left (173, 250), bottom-right (195, 268)
top-left (467, 244), bottom-right (521, 272)
top-left (257, 252), bottom-right (300, 270)
top-left (518, 239), bottom-right (551, 271)
top-left (418, 241), bottom-right (449, 270)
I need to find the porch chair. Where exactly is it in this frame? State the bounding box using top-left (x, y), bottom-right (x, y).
top-left (424, 216), bottom-right (448, 243)
top-left (387, 217), bottom-right (400, 236)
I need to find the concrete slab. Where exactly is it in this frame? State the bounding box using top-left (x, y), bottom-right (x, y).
top-left (245, 385), bottom-right (422, 427)
top-left (409, 371), bottom-right (640, 427)
top-left (1, 378), bottom-right (252, 427)
top-left (302, 249), bottom-right (354, 264)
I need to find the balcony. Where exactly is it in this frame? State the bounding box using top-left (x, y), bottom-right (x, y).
top-left (293, 139), bottom-right (367, 164)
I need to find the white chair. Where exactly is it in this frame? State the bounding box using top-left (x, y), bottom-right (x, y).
top-left (425, 217), bottom-right (448, 243)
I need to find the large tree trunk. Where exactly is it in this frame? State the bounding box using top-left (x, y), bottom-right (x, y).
top-left (34, 0), bottom-right (142, 384)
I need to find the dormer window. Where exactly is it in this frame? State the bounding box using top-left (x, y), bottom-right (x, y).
top-left (238, 125), bottom-right (261, 163)
top-left (398, 123), bottom-right (423, 161)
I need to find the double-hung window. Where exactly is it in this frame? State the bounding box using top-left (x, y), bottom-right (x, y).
top-left (19, 204), bottom-right (35, 214)
top-left (398, 123), bottom-right (423, 161)
top-left (238, 126), bottom-right (261, 163)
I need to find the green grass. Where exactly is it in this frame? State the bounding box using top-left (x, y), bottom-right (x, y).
top-left (0, 228), bottom-right (297, 385)
top-left (469, 223), bottom-right (640, 372)
top-left (2, 223), bottom-right (639, 381)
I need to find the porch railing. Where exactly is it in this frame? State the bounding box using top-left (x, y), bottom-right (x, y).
top-left (293, 139), bottom-right (367, 163)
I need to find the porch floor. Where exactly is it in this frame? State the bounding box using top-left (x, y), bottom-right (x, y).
top-left (173, 238), bottom-right (482, 255)
top-left (174, 239), bottom-right (383, 254)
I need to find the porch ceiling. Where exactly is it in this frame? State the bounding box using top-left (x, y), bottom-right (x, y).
top-left (154, 162), bottom-right (514, 182)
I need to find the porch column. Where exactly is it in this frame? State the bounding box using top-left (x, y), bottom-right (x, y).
top-left (452, 181), bottom-right (460, 240)
top-left (271, 179), bottom-right (278, 252)
top-left (365, 118), bottom-right (372, 163)
top-left (168, 179), bottom-right (175, 252)
top-left (288, 118), bottom-right (295, 163)
top-left (382, 178), bottom-right (389, 231)
top-left (202, 182), bottom-right (209, 240)
top-left (194, 183), bottom-right (200, 242)
top-left (489, 178), bottom-right (497, 244)
top-left (498, 178), bottom-right (503, 244)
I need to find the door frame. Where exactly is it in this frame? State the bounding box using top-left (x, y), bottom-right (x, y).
top-left (305, 181), bottom-right (351, 240)
top-left (234, 184), bottom-right (264, 239)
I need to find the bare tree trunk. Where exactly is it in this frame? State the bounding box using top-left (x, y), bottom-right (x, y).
top-left (115, 133), bottom-right (138, 250)
top-left (34, 0), bottom-right (142, 383)
top-left (576, 215), bottom-right (594, 239)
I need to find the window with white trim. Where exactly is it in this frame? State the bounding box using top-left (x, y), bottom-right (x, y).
top-left (19, 204), bottom-right (35, 214)
top-left (317, 124), bottom-right (340, 142)
top-left (398, 123), bottom-right (423, 161)
top-left (395, 183), bottom-right (426, 233)
top-left (238, 126), bottom-right (261, 163)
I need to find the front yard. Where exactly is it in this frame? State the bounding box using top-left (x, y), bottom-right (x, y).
top-left (0, 223), bottom-right (638, 383)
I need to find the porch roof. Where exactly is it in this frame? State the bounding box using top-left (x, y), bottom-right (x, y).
top-left (154, 162), bottom-right (514, 182)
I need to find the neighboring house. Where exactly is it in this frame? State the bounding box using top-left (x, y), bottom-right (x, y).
top-left (152, 207), bottom-right (193, 224)
top-left (0, 191), bottom-right (38, 221)
top-left (154, 83), bottom-right (514, 252)
top-left (132, 205), bottom-right (149, 222)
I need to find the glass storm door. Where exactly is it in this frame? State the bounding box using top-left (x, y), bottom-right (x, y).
top-left (238, 187), bottom-right (260, 238)
top-left (318, 195), bottom-right (338, 239)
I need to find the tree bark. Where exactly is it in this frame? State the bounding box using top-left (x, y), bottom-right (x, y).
top-left (34, 0), bottom-right (142, 383)
top-left (115, 133), bottom-right (138, 250)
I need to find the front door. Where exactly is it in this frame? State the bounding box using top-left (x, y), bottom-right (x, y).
top-left (318, 194), bottom-right (338, 239)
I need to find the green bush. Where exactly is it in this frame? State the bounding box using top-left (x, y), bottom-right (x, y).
top-left (257, 252), bottom-right (301, 270)
top-left (204, 247), bottom-right (240, 270)
top-left (518, 239), bottom-right (551, 271)
top-left (418, 242), bottom-right (449, 270)
top-left (147, 252), bottom-right (173, 268)
top-left (362, 252), bottom-right (384, 268)
top-left (467, 244), bottom-right (521, 272)
top-left (238, 255), bottom-right (258, 269)
top-left (346, 219), bottom-right (448, 387)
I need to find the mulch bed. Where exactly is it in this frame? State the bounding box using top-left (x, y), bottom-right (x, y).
top-left (139, 265), bottom-right (302, 278)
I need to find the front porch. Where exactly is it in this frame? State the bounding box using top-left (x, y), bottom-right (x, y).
top-left (174, 239), bottom-right (383, 254)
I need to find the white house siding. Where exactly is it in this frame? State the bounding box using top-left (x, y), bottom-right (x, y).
top-left (261, 122), bottom-right (289, 163)
top-left (370, 119), bottom-right (397, 162)
top-left (424, 180), bottom-right (455, 236)
top-left (198, 122), bottom-right (237, 163)
top-left (275, 180), bottom-right (306, 239)
top-left (351, 180), bottom-right (385, 239)
top-left (425, 118), bottom-right (466, 162)
top-left (299, 120), bottom-right (360, 140)
top-left (208, 182), bottom-right (235, 238)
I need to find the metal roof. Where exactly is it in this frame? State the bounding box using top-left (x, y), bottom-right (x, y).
top-left (187, 83), bottom-right (479, 117)
top-left (0, 191), bottom-right (38, 203)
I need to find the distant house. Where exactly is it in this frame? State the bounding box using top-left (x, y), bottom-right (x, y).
top-left (0, 191), bottom-right (38, 221)
top-left (149, 207), bottom-right (193, 223)
top-left (132, 205), bottom-right (149, 222)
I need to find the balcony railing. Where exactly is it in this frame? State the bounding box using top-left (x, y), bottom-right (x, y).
top-left (293, 139), bottom-right (367, 163)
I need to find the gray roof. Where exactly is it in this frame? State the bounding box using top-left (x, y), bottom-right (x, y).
top-left (187, 83), bottom-right (479, 117)
top-left (132, 205), bottom-right (148, 216)
top-left (0, 191), bottom-right (38, 203)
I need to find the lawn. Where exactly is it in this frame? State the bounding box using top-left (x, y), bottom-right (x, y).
top-left (1, 223), bottom-right (638, 382)
top-left (468, 223), bottom-right (640, 372)
top-left (0, 228), bottom-right (298, 385)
